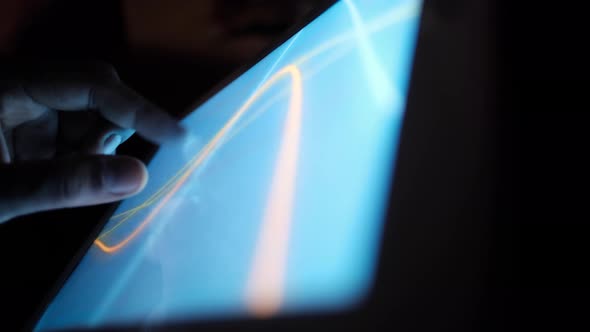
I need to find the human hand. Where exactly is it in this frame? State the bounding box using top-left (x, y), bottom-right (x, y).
top-left (0, 63), bottom-right (186, 223)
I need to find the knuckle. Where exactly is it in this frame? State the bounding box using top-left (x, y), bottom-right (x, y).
top-left (56, 159), bottom-right (104, 202)
top-left (57, 163), bottom-right (84, 202)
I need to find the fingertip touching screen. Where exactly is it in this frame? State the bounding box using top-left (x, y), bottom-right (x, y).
top-left (35, 1), bottom-right (422, 330)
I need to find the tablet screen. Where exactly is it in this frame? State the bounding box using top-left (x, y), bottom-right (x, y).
top-left (35, 0), bottom-right (422, 330)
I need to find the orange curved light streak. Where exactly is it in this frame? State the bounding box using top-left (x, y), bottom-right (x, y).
top-left (244, 66), bottom-right (302, 317)
top-left (95, 0), bottom-right (417, 244)
top-left (94, 65), bottom-right (303, 255)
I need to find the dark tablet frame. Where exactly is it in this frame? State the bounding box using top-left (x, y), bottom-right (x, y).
top-left (27, 0), bottom-right (499, 330)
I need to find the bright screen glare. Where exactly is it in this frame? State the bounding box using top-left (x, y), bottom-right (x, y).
top-left (35, 1), bottom-right (422, 330)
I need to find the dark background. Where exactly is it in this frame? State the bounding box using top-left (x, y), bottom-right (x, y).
top-left (0, 0), bottom-right (588, 331)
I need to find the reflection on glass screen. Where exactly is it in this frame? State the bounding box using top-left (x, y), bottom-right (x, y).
top-left (35, 1), bottom-right (422, 330)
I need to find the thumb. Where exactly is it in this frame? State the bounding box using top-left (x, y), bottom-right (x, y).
top-left (0, 155), bottom-right (148, 223)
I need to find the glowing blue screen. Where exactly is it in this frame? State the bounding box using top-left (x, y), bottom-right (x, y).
top-left (35, 1), bottom-right (422, 330)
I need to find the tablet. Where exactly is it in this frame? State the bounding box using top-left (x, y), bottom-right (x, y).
top-left (33, 0), bottom-right (423, 330)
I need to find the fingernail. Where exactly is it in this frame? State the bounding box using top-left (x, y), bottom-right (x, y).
top-left (103, 134), bottom-right (122, 155)
top-left (103, 158), bottom-right (147, 195)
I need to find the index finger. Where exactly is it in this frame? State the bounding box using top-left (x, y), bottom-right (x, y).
top-left (21, 73), bottom-right (187, 144)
